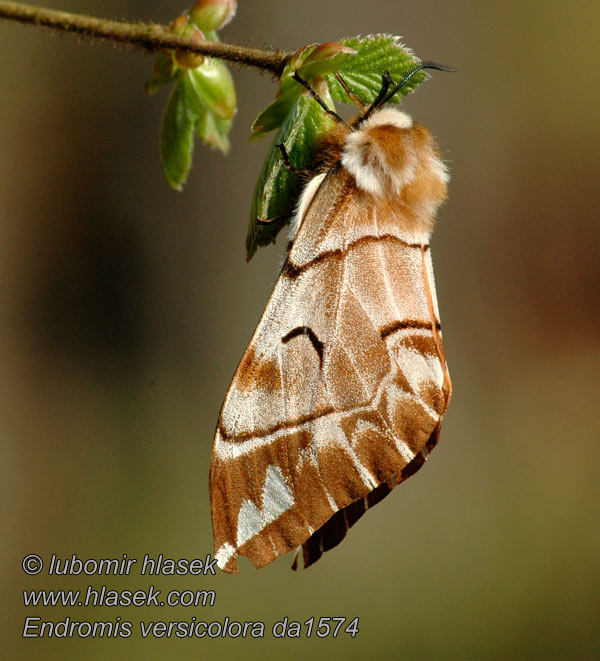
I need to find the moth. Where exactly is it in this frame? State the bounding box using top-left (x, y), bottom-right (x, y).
top-left (210, 63), bottom-right (453, 573)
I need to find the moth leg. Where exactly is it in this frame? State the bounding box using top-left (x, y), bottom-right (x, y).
top-left (334, 72), bottom-right (366, 111)
top-left (292, 72), bottom-right (350, 128)
top-left (275, 143), bottom-right (311, 175)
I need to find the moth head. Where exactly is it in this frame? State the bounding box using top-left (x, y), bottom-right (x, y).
top-left (337, 61), bottom-right (454, 232)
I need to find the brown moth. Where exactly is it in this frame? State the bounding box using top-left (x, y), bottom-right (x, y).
top-left (210, 65), bottom-right (452, 573)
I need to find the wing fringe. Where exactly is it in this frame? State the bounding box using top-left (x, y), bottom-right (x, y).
top-left (292, 421), bottom-right (442, 570)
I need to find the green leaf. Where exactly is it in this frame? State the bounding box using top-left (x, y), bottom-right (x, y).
top-left (148, 6), bottom-right (237, 189)
top-left (247, 34), bottom-right (431, 257)
top-left (188, 59), bottom-right (236, 120)
top-left (197, 109), bottom-right (231, 154)
top-left (250, 86), bottom-right (302, 143)
top-left (246, 94), bottom-right (336, 260)
top-left (326, 34), bottom-right (426, 106)
top-left (160, 73), bottom-right (199, 190)
top-left (250, 41), bottom-right (354, 143)
top-left (277, 44), bottom-right (316, 94)
top-left (155, 60), bottom-right (235, 190)
top-left (155, 29), bottom-right (432, 249)
top-left (159, 70), bottom-right (232, 190)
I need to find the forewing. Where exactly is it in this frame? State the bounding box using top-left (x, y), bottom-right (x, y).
top-left (210, 169), bottom-right (449, 572)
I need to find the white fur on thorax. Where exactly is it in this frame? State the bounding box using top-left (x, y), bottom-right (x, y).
top-left (359, 107), bottom-right (413, 131)
top-left (288, 108), bottom-right (447, 242)
top-left (341, 108), bottom-right (417, 196)
top-left (427, 153), bottom-right (450, 185)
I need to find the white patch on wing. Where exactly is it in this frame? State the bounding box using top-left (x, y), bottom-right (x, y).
top-left (262, 465), bottom-right (295, 522)
top-left (235, 465), bottom-right (295, 548)
top-left (394, 436), bottom-right (416, 464)
top-left (215, 543), bottom-right (236, 569)
top-left (236, 500), bottom-right (264, 547)
top-left (395, 344), bottom-right (444, 394)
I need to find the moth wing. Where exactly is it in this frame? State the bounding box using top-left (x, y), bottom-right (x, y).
top-left (210, 168), bottom-right (449, 573)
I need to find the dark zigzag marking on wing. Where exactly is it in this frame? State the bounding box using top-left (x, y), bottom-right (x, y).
top-left (282, 326), bottom-right (324, 367)
top-left (283, 234), bottom-right (429, 278)
top-left (380, 319), bottom-right (441, 338)
top-left (218, 325), bottom-right (441, 443)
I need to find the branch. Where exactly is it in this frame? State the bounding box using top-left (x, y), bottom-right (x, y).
top-left (0, 1), bottom-right (288, 74)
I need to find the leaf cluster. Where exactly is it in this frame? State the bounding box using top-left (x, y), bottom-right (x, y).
top-left (148, 19), bottom-right (429, 257)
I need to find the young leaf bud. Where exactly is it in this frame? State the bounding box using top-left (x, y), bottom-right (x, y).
top-left (171, 16), bottom-right (206, 69)
top-left (189, 0), bottom-right (237, 32)
top-left (297, 42), bottom-right (356, 78)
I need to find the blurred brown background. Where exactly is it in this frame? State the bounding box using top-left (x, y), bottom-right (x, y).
top-left (2, 1), bottom-right (599, 659)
